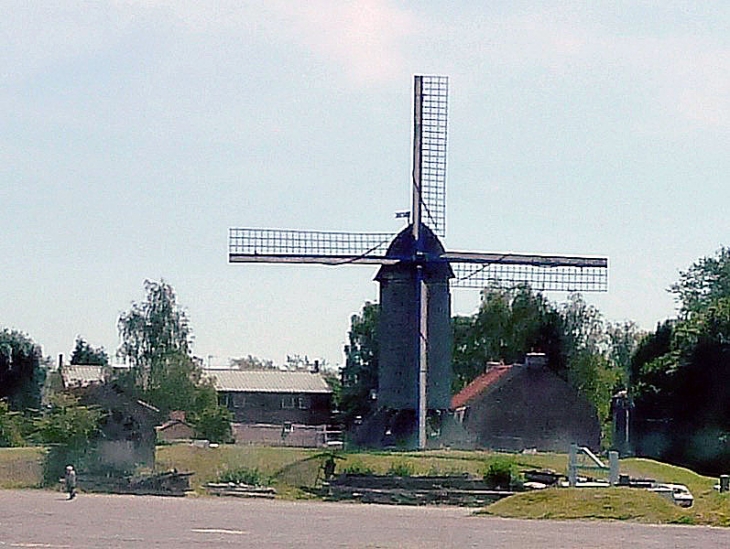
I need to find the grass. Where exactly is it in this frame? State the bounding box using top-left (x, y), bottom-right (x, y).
top-left (483, 455), bottom-right (730, 526)
top-left (483, 487), bottom-right (691, 523)
top-left (0, 447), bottom-right (45, 488)
top-left (6, 444), bottom-right (730, 527)
top-left (155, 444), bottom-right (320, 496)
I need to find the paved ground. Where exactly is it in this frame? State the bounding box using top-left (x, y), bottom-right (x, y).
top-left (1, 490), bottom-right (730, 548)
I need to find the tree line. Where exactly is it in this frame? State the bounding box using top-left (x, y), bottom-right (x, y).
top-left (4, 247), bottom-right (730, 474)
top-left (341, 246), bottom-right (730, 473)
top-left (339, 290), bottom-right (638, 446)
top-left (0, 279), bottom-right (232, 451)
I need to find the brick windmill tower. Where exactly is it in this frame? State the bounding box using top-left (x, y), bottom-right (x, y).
top-left (229, 76), bottom-right (608, 449)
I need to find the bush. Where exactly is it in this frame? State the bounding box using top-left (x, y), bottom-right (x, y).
top-left (387, 459), bottom-right (415, 477)
top-left (192, 406), bottom-right (233, 444)
top-left (483, 457), bottom-right (518, 489)
top-left (217, 467), bottom-right (269, 486)
top-left (342, 459), bottom-right (374, 475)
top-left (0, 401), bottom-right (25, 447)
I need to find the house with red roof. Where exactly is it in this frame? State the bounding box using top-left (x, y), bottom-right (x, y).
top-left (451, 353), bottom-right (600, 452)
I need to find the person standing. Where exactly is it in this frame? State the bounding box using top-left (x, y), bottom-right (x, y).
top-left (64, 465), bottom-right (77, 500)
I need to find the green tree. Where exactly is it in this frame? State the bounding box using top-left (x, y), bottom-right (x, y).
top-left (340, 302), bottom-right (379, 427)
top-left (0, 400), bottom-right (25, 447)
top-left (192, 405), bottom-right (233, 443)
top-left (558, 294), bottom-right (622, 445)
top-left (630, 248), bottom-right (730, 473)
top-left (117, 279), bottom-right (192, 389)
top-left (33, 393), bottom-right (103, 448)
top-left (117, 279), bottom-right (232, 442)
top-left (70, 336), bottom-right (109, 366)
top-left (145, 352), bottom-right (217, 416)
top-left (452, 286), bottom-right (565, 392)
top-left (606, 320), bottom-right (643, 387)
top-left (670, 246), bottom-right (730, 316)
top-left (0, 329), bottom-right (45, 411)
top-left (34, 393), bottom-right (105, 485)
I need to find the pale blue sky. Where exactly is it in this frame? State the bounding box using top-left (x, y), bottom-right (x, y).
top-left (1, 2), bottom-right (728, 368)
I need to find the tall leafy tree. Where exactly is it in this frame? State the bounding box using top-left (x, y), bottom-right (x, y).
top-left (70, 336), bottom-right (109, 366)
top-left (670, 246), bottom-right (730, 316)
top-left (631, 248), bottom-right (730, 473)
top-left (118, 279), bottom-right (192, 390)
top-left (34, 392), bottom-right (105, 485)
top-left (340, 302), bottom-right (379, 427)
top-left (117, 279), bottom-right (230, 442)
top-left (0, 329), bottom-right (45, 411)
top-left (606, 320), bottom-right (643, 387)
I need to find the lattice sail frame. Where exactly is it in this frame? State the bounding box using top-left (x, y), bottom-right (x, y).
top-left (451, 261), bottom-right (608, 291)
top-left (414, 76), bottom-right (448, 238)
top-left (228, 228), bottom-right (394, 265)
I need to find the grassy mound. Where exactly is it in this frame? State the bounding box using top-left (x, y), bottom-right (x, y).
top-left (483, 487), bottom-right (691, 523)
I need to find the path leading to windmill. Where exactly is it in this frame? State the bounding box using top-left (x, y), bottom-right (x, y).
top-left (2, 490), bottom-right (729, 548)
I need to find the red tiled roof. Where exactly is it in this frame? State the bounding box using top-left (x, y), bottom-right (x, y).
top-left (451, 365), bottom-right (513, 409)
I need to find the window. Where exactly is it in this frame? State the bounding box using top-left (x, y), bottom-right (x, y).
top-left (232, 394), bottom-right (246, 408)
top-left (282, 395), bottom-right (308, 409)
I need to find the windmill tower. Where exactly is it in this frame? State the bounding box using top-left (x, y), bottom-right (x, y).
top-left (229, 75), bottom-right (608, 449)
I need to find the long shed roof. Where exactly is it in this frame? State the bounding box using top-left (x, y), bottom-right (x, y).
top-left (62, 364), bottom-right (105, 387)
top-left (204, 369), bottom-right (332, 394)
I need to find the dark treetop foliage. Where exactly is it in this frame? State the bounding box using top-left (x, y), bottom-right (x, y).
top-left (0, 329), bottom-right (44, 411)
top-left (340, 302), bottom-right (379, 428)
top-left (70, 336), bottom-right (109, 366)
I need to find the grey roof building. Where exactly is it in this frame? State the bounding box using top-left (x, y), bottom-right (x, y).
top-left (205, 369), bottom-right (332, 395)
top-left (204, 369), bottom-right (333, 429)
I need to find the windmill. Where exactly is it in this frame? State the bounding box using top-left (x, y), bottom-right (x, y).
top-left (229, 75), bottom-right (608, 449)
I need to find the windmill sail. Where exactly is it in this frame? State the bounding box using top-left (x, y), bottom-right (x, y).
top-left (445, 251), bottom-right (608, 291)
top-left (228, 228), bottom-right (396, 265)
top-left (412, 76), bottom-right (448, 239)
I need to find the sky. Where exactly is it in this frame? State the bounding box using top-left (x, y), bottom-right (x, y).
top-left (1, 1), bottom-right (729, 369)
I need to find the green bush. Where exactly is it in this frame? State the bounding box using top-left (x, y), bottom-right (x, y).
top-left (192, 405), bottom-right (233, 444)
top-left (0, 401), bottom-right (25, 447)
top-left (482, 457), bottom-right (518, 489)
top-left (217, 467), bottom-right (269, 486)
top-left (342, 459), bottom-right (374, 475)
top-left (387, 459), bottom-right (415, 477)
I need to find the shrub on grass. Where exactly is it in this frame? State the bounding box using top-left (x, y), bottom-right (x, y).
top-left (342, 459), bottom-right (374, 475)
top-left (217, 466), bottom-right (269, 486)
top-left (387, 459), bottom-right (415, 477)
top-left (483, 457), bottom-right (519, 489)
